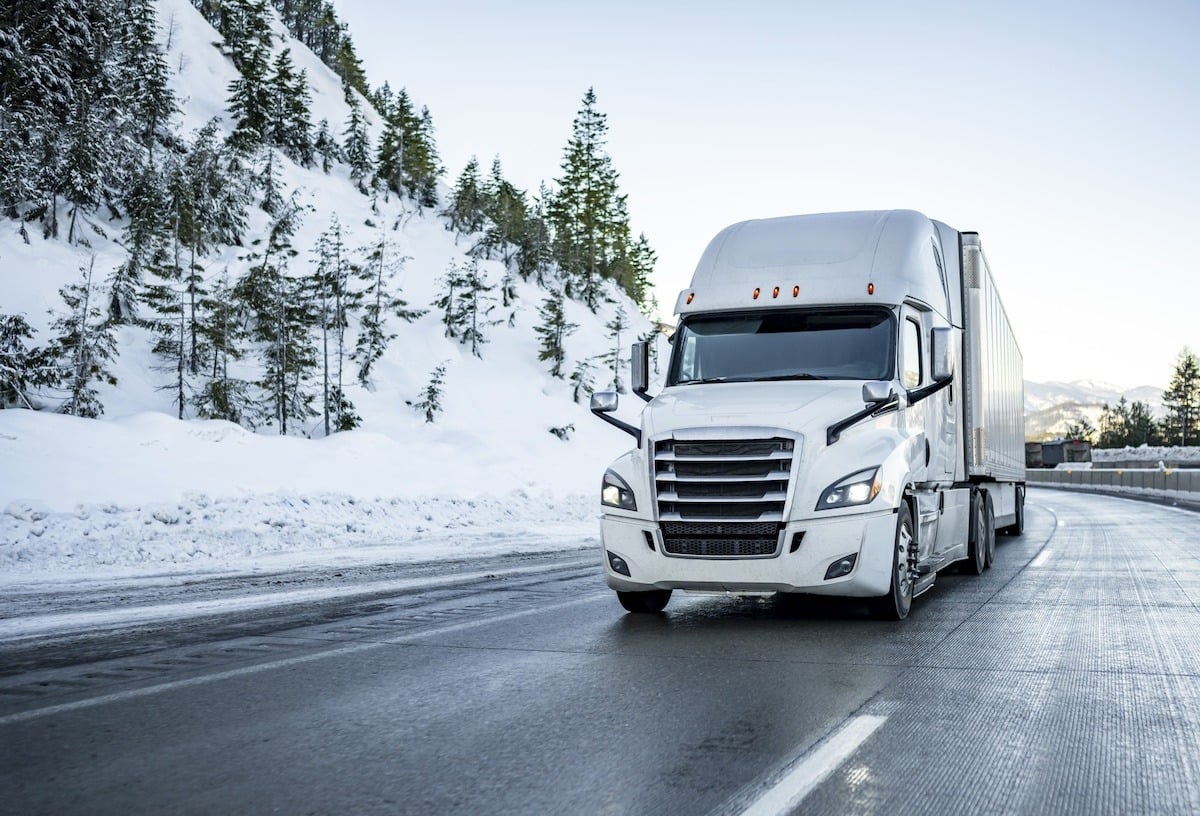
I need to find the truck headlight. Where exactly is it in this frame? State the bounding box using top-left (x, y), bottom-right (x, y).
top-left (601, 469), bottom-right (637, 510)
top-left (817, 467), bottom-right (881, 510)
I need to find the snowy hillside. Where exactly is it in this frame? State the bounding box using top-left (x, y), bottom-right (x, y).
top-left (0, 0), bottom-right (663, 575)
top-left (1024, 379), bottom-right (1163, 441)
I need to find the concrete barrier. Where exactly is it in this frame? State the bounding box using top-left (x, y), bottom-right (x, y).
top-left (1026, 467), bottom-right (1200, 505)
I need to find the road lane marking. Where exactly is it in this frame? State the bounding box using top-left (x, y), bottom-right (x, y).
top-left (738, 714), bottom-right (887, 816)
top-left (1030, 550), bottom-right (1053, 567)
top-left (0, 592), bottom-right (610, 727)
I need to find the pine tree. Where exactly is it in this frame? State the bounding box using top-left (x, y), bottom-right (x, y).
top-left (1162, 348), bottom-right (1200, 446)
top-left (343, 101), bottom-right (371, 193)
top-left (0, 314), bottom-right (53, 410)
top-left (570, 357), bottom-right (596, 404)
top-left (236, 197), bottom-right (316, 434)
top-left (549, 88), bottom-right (627, 309)
top-left (49, 256), bottom-right (118, 417)
top-left (353, 230), bottom-right (424, 387)
top-left (193, 269), bottom-right (257, 425)
top-left (603, 307), bottom-right (629, 392)
top-left (310, 215), bottom-right (359, 434)
top-left (408, 362), bottom-right (447, 423)
top-left (481, 156), bottom-right (528, 267)
top-left (534, 295), bottom-right (577, 379)
top-left (1127, 400), bottom-right (1161, 447)
top-left (516, 184), bottom-right (553, 285)
top-left (117, 0), bottom-right (177, 159)
top-left (266, 49), bottom-right (314, 166)
top-left (433, 261), bottom-right (469, 341)
top-left (457, 261), bottom-right (499, 359)
top-left (445, 157), bottom-right (486, 234)
top-left (225, 4), bottom-right (273, 151)
top-left (313, 118), bottom-right (343, 173)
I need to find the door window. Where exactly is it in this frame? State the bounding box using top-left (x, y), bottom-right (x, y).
top-left (902, 318), bottom-right (922, 389)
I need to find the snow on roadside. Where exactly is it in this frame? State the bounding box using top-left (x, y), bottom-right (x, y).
top-left (0, 408), bottom-right (609, 580)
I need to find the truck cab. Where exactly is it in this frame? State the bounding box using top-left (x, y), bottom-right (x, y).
top-left (592, 210), bottom-right (1024, 619)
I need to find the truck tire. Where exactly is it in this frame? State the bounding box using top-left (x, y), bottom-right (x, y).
top-left (984, 491), bottom-right (996, 569)
top-left (617, 589), bottom-right (672, 613)
top-left (999, 486), bottom-right (1024, 536)
top-left (964, 490), bottom-right (987, 576)
top-left (870, 504), bottom-right (913, 621)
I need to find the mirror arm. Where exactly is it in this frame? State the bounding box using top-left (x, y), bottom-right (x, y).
top-left (826, 397), bottom-right (899, 446)
top-left (633, 390), bottom-right (652, 403)
top-left (591, 407), bottom-right (641, 443)
top-left (906, 376), bottom-right (953, 406)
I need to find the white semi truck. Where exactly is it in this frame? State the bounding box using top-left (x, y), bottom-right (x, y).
top-left (591, 210), bottom-right (1024, 619)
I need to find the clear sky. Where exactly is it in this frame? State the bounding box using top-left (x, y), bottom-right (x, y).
top-left (335, 0), bottom-right (1198, 389)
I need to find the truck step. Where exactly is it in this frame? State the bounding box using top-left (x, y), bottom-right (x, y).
top-left (912, 572), bottom-right (937, 598)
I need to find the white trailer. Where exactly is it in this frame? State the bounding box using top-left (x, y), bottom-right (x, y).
top-left (591, 210), bottom-right (1025, 619)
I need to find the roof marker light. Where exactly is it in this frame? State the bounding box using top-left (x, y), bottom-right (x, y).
top-left (792, 286), bottom-right (800, 297)
top-left (867, 283), bottom-right (875, 295)
top-left (686, 292), bottom-right (694, 305)
top-left (772, 286), bottom-right (780, 299)
top-left (753, 287), bottom-right (761, 300)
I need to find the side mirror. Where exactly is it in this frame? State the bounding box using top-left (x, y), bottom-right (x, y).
top-left (590, 391), bottom-right (618, 413)
top-left (589, 390), bottom-right (640, 441)
top-left (631, 340), bottom-right (650, 402)
top-left (862, 380), bottom-right (896, 404)
top-left (931, 327), bottom-right (955, 383)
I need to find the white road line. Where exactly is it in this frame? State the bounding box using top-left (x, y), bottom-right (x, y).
top-left (1030, 550), bottom-right (1053, 567)
top-left (739, 714), bottom-right (887, 816)
top-left (0, 592), bottom-right (609, 727)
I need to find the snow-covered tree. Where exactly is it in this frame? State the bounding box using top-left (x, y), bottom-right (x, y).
top-left (408, 361), bottom-right (447, 423)
top-left (602, 307), bottom-right (629, 392)
top-left (49, 257), bottom-right (118, 418)
top-left (0, 314), bottom-right (52, 410)
top-left (309, 215), bottom-right (358, 434)
top-left (534, 295), bottom-right (577, 379)
top-left (353, 231), bottom-right (423, 387)
top-left (343, 101), bottom-right (371, 193)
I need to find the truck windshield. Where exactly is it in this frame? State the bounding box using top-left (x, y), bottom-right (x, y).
top-left (667, 308), bottom-right (895, 386)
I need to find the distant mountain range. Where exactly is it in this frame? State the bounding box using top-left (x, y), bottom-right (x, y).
top-left (1024, 380), bottom-right (1163, 441)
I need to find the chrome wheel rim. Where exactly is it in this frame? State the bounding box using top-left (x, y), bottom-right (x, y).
top-left (897, 522), bottom-right (912, 598)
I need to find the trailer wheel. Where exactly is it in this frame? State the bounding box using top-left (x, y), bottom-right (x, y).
top-left (617, 589), bottom-right (672, 614)
top-left (984, 491), bottom-right (996, 569)
top-left (964, 491), bottom-right (987, 576)
top-left (870, 504), bottom-right (913, 621)
top-left (999, 486), bottom-right (1024, 536)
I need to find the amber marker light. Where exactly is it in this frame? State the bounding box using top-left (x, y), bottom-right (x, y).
top-left (792, 286), bottom-right (800, 297)
top-left (753, 287), bottom-right (761, 299)
top-left (686, 292), bottom-right (694, 305)
top-left (772, 286), bottom-right (780, 298)
top-left (867, 283), bottom-right (875, 295)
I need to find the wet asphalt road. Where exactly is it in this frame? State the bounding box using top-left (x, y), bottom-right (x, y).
top-left (3, 489), bottom-right (1200, 815)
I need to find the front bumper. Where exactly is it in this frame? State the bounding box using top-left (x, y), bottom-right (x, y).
top-left (600, 509), bottom-right (898, 597)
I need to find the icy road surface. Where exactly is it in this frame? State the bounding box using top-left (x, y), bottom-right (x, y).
top-left (3, 489), bottom-right (1200, 815)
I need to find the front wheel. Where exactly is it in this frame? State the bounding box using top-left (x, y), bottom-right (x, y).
top-left (869, 504), bottom-right (913, 621)
top-left (617, 589), bottom-right (672, 614)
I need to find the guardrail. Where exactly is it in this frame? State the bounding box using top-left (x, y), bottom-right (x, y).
top-left (1026, 467), bottom-right (1200, 504)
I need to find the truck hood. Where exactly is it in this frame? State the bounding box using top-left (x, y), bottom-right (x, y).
top-left (644, 381), bottom-right (868, 440)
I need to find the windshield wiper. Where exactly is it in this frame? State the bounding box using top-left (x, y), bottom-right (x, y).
top-left (676, 376), bottom-right (729, 385)
top-left (751, 373), bottom-right (828, 382)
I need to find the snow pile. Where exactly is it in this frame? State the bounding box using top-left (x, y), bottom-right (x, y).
top-left (1092, 446), bottom-right (1200, 465)
top-left (0, 406), bottom-right (622, 577)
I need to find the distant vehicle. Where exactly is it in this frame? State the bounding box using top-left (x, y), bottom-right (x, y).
top-left (1027, 439), bottom-right (1092, 468)
top-left (591, 210), bottom-right (1025, 620)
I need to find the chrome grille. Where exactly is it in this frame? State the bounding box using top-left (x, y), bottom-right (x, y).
top-left (660, 521), bottom-right (782, 558)
top-left (654, 437), bottom-right (794, 523)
